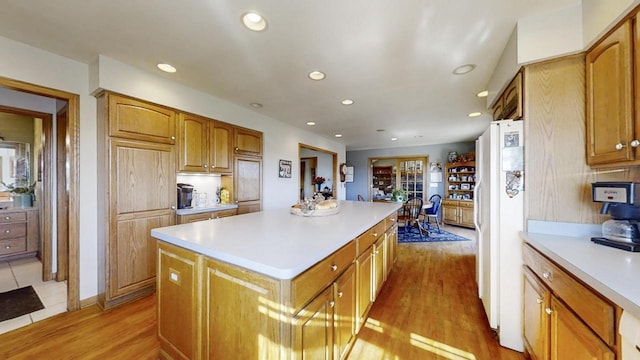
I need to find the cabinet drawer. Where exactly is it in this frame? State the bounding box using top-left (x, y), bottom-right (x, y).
top-left (291, 241), bottom-right (355, 311)
top-left (0, 212), bottom-right (27, 223)
top-left (212, 209), bottom-right (237, 218)
top-left (0, 237), bottom-right (27, 255)
top-left (460, 201), bottom-right (474, 208)
top-left (442, 199), bottom-right (459, 207)
top-left (0, 223), bottom-right (27, 240)
top-left (385, 213), bottom-right (397, 229)
top-left (356, 222), bottom-right (385, 255)
top-left (523, 243), bottom-right (615, 345)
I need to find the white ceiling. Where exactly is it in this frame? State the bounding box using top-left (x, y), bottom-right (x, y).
top-left (0, 0), bottom-right (577, 150)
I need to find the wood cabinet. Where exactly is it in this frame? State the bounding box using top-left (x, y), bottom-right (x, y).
top-left (233, 126), bottom-right (262, 157)
top-left (492, 71), bottom-right (523, 121)
top-left (522, 243), bottom-right (618, 360)
top-left (334, 264), bottom-right (356, 360)
top-left (234, 155), bottom-right (262, 214)
top-left (177, 113), bottom-right (232, 173)
top-left (97, 91), bottom-right (176, 309)
top-left (175, 209), bottom-right (237, 224)
top-left (0, 208), bottom-right (39, 261)
top-left (586, 19), bottom-right (635, 166)
top-left (443, 162), bottom-right (475, 228)
top-left (157, 215), bottom-right (394, 360)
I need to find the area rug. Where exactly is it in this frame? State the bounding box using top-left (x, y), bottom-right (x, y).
top-left (398, 226), bottom-right (470, 243)
top-left (0, 286), bottom-right (44, 322)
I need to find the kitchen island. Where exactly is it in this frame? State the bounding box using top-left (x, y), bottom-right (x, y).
top-left (151, 200), bottom-right (401, 360)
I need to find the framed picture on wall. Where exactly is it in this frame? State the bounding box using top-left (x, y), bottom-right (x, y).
top-left (279, 159), bottom-right (292, 178)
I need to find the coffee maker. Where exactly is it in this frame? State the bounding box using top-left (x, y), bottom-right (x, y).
top-left (591, 182), bottom-right (640, 252)
top-left (177, 183), bottom-right (194, 209)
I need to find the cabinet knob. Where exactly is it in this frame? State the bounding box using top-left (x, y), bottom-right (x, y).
top-left (235, 147), bottom-right (239, 151)
top-left (4, 229), bottom-right (10, 234)
top-left (331, 264), bottom-right (338, 271)
top-left (204, 164), bottom-right (208, 168)
top-left (615, 142), bottom-right (626, 150)
top-left (171, 206), bottom-right (176, 210)
top-left (330, 301), bottom-right (335, 308)
top-left (536, 298), bottom-right (543, 304)
top-left (542, 271), bottom-right (552, 281)
top-left (4, 216), bottom-right (10, 220)
top-left (338, 291), bottom-right (343, 298)
top-left (171, 136), bottom-right (176, 140)
top-left (545, 308), bottom-right (553, 315)
top-left (5, 245), bottom-right (10, 249)
top-left (631, 140), bottom-right (640, 148)
top-left (373, 233), bottom-right (378, 237)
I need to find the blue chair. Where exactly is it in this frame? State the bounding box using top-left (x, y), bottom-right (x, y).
top-left (423, 194), bottom-right (442, 233)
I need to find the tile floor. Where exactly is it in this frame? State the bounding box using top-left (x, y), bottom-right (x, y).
top-left (0, 257), bottom-right (67, 335)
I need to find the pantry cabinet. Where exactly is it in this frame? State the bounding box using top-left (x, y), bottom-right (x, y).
top-left (177, 113), bottom-right (232, 173)
top-left (586, 19), bottom-right (635, 166)
top-left (97, 91), bottom-right (176, 309)
top-left (522, 243), bottom-right (618, 360)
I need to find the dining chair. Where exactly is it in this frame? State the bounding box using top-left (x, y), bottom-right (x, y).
top-left (423, 194), bottom-right (442, 233)
top-left (398, 197), bottom-right (425, 239)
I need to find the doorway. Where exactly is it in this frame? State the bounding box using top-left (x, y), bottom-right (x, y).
top-left (299, 143), bottom-right (337, 200)
top-left (0, 77), bottom-right (80, 316)
top-left (368, 156), bottom-right (429, 202)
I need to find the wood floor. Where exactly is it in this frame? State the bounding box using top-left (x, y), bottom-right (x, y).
top-left (0, 225), bottom-right (523, 360)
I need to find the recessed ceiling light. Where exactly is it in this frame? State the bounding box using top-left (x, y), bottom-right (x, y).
top-left (468, 112), bottom-right (482, 117)
top-left (308, 71), bottom-right (326, 81)
top-left (477, 90), bottom-right (488, 97)
top-left (242, 12), bottom-right (267, 31)
top-left (452, 64), bottom-right (476, 75)
top-left (341, 99), bottom-right (354, 105)
top-left (250, 102), bottom-right (263, 108)
top-left (391, 137), bottom-right (398, 141)
top-left (306, 121), bottom-right (316, 126)
top-left (157, 63), bottom-right (177, 73)
top-left (335, 134), bottom-right (343, 138)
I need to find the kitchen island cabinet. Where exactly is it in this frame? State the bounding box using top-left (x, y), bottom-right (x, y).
top-left (151, 201), bottom-right (400, 360)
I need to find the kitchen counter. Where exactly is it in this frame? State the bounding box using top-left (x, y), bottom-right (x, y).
top-left (152, 200), bottom-right (401, 279)
top-left (522, 232), bottom-right (640, 319)
top-left (174, 204), bottom-right (237, 216)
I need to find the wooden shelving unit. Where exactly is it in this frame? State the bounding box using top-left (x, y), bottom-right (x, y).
top-left (443, 161), bottom-right (475, 228)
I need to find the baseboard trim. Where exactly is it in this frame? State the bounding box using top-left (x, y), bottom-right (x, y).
top-left (79, 295), bottom-right (98, 309)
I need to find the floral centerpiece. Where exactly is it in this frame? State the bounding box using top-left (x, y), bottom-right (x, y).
top-left (312, 176), bottom-right (326, 191)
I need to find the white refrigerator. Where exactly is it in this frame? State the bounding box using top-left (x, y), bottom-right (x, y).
top-left (474, 119), bottom-right (524, 352)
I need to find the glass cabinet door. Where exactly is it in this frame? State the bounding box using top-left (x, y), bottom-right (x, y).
top-left (398, 158), bottom-right (425, 200)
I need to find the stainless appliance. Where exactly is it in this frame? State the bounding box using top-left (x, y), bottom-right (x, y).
top-left (591, 181), bottom-right (640, 252)
top-left (177, 183), bottom-right (194, 209)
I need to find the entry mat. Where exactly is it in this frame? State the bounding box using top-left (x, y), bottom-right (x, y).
top-left (0, 286), bottom-right (44, 322)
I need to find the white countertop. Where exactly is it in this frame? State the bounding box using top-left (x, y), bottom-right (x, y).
top-left (152, 200), bottom-right (401, 280)
top-left (522, 232), bottom-right (640, 319)
top-left (175, 204), bottom-right (238, 215)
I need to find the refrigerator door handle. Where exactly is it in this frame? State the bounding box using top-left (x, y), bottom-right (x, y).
top-left (474, 179), bottom-right (482, 231)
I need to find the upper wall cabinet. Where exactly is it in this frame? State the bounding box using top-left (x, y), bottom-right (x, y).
top-left (491, 71), bottom-right (523, 121)
top-left (234, 126), bottom-right (263, 157)
top-left (108, 93), bottom-right (176, 144)
top-left (586, 19), bottom-right (635, 167)
top-left (177, 113), bottom-right (232, 173)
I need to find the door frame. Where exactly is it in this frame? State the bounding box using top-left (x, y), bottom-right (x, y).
top-left (0, 76), bottom-right (80, 312)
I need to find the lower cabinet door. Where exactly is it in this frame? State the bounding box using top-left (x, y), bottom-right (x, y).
top-left (459, 205), bottom-right (474, 227)
top-left (356, 248), bottom-right (373, 330)
top-left (157, 242), bottom-right (200, 360)
top-left (442, 205), bottom-right (458, 224)
top-left (293, 286), bottom-right (335, 360)
top-left (334, 264), bottom-right (356, 360)
top-left (372, 236), bottom-right (385, 300)
top-left (523, 267), bottom-right (550, 360)
top-left (550, 296), bottom-right (614, 360)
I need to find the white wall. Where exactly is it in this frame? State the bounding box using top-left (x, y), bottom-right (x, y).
top-left (0, 35), bottom-right (97, 300)
top-left (583, 0), bottom-right (640, 47)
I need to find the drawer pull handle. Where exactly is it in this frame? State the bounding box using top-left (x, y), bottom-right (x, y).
top-left (331, 264), bottom-right (338, 271)
top-left (536, 298), bottom-right (543, 304)
top-left (4, 230), bottom-right (10, 234)
top-left (338, 291), bottom-right (343, 298)
top-left (4, 245), bottom-right (10, 249)
top-left (545, 308), bottom-right (552, 315)
top-left (542, 271), bottom-right (552, 281)
top-left (4, 216), bottom-right (10, 220)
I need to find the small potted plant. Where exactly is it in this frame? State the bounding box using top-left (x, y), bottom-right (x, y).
top-left (391, 188), bottom-right (407, 202)
top-left (2, 182), bottom-right (35, 208)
